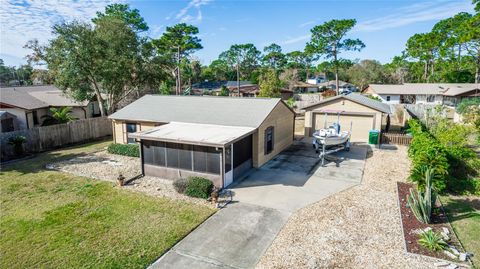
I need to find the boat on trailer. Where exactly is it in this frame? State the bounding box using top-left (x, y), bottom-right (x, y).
top-left (312, 109), bottom-right (352, 166)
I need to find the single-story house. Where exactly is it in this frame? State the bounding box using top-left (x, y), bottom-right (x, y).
top-left (318, 80), bottom-right (358, 93)
top-left (306, 74), bottom-right (328, 85)
top-left (108, 95), bottom-right (295, 188)
top-left (0, 85), bottom-right (102, 130)
top-left (191, 81), bottom-right (260, 97)
top-left (363, 83), bottom-right (480, 106)
top-left (303, 94), bottom-right (391, 143)
top-left (291, 82), bottom-right (321, 93)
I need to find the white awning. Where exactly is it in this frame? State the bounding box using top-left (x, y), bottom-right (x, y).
top-left (129, 122), bottom-right (256, 147)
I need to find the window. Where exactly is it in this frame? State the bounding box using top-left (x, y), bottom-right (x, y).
top-left (427, 95), bottom-right (435, 102)
top-left (264, 126), bottom-right (274, 155)
top-left (126, 123), bottom-right (137, 144)
top-left (386, 96), bottom-right (391, 101)
top-left (193, 145), bottom-right (221, 174)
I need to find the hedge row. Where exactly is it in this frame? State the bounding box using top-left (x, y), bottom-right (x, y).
top-left (107, 143), bottom-right (140, 157)
top-left (407, 120), bottom-right (449, 192)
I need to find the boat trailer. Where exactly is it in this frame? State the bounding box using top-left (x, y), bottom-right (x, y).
top-left (318, 141), bottom-right (350, 166)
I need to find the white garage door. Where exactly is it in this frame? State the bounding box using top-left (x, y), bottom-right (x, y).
top-left (313, 113), bottom-right (375, 143)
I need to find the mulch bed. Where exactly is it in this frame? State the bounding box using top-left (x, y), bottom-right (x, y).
top-left (397, 182), bottom-right (467, 263)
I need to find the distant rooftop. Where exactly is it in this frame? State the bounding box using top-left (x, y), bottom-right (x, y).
top-left (0, 85), bottom-right (88, 110)
top-left (368, 83), bottom-right (480, 96)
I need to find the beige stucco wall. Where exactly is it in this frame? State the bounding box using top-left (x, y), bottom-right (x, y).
top-left (304, 98), bottom-right (385, 142)
top-left (253, 102), bottom-right (295, 168)
top-left (112, 120), bottom-right (162, 144)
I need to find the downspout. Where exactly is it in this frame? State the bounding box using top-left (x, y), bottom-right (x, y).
top-left (81, 107), bottom-right (87, 119)
top-left (140, 140), bottom-right (145, 176)
top-left (25, 111), bottom-right (30, 129)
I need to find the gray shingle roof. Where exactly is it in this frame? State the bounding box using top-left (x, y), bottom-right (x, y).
top-left (109, 95), bottom-right (286, 128)
top-left (368, 83), bottom-right (480, 96)
top-left (0, 85), bottom-right (87, 109)
top-left (303, 93), bottom-right (391, 114)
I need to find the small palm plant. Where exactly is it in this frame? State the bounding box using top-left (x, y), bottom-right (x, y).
top-left (8, 135), bottom-right (26, 156)
top-left (42, 107), bottom-right (77, 126)
top-left (407, 168), bottom-right (436, 224)
top-left (418, 230), bottom-right (447, 251)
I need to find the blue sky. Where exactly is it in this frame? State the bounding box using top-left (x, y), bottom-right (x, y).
top-left (0, 0), bottom-right (475, 67)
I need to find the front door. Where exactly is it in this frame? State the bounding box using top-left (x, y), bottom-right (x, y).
top-left (224, 144), bottom-right (233, 187)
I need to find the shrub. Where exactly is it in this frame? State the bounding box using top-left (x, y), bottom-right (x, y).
top-left (173, 178), bottom-right (188, 194)
top-left (185, 177), bottom-right (213, 199)
top-left (407, 120), bottom-right (449, 191)
top-left (107, 143), bottom-right (139, 157)
top-left (418, 230), bottom-right (447, 251)
top-left (8, 135), bottom-right (26, 155)
top-left (407, 168), bottom-right (436, 224)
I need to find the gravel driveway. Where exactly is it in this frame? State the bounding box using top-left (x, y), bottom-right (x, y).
top-left (256, 146), bottom-right (439, 269)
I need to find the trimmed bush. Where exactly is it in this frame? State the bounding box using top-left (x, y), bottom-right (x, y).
top-left (185, 177), bottom-right (213, 199)
top-left (107, 143), bottom-right (140, 157)
top-left (173, 178), bottom-right (188, 194)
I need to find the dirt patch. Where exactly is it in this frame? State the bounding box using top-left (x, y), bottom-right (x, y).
top-left (397, 182), bottom-right (468, 263)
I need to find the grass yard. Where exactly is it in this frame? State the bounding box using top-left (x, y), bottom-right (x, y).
top-left (441, 196), bottom-right (480, 268)
top-left (0, 140), bottom-right (215, 269)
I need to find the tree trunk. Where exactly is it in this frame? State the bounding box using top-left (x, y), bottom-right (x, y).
top-left (91, 78), bottom-right (107, 116)
top-left (333, 45), bottom-right (339, 95)
top-left (476, 50), bottom-right (480, 83)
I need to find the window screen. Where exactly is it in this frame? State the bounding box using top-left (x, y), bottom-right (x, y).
top-left (143, 141), bottom-right (166, 167)
top-left (166, 143), bottom-right (179, 168)
top-left (193, 145), bottom-right (220, 174)
top-left (178, 144), bottom-right (192, 170)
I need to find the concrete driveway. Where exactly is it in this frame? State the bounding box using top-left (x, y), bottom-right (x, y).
top-left (150, 141), bottom-right (367, 269)
top-left (231, 141), bottom-right (367, 213)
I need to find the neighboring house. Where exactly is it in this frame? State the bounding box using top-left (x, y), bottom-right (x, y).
top-left (303, 93), bottom-right (391, 143)
top-left (291, 82), bottom-right (320, 93)
top-left (0, 85), bottom-right (101, 130)
top-left (192, 80), bottom-right (259, 97)
top-left (109, 95), bottom-right (295, 188)
top-left (363, 83), bottom-right (480, 106)
top-left (318, 80), bottom-right (358, 93)
top-left (306, 74), bottom-right (327, 85)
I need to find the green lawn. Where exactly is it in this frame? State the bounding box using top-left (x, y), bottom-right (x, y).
top-left (0, 140), bottom-right (215, 269)
top-left (441, 196), bottom-right (480, 268)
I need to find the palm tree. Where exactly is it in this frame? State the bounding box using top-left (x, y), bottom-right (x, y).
top-left (42, 107), bottom-right (77, 126)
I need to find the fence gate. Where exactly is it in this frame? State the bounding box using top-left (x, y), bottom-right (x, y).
top-left (380, 132), bottom-right (412, 146)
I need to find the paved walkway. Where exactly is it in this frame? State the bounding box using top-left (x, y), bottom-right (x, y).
top-left (150, 142), bottom-right (367, 269)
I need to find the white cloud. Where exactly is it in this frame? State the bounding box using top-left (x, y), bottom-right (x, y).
top-left (281, 34), bottom-right (310, 45)
top-left (0, 0), bottom-right (120, 65)
top-left (355, 1), bottom-right (473, 32)
top-left (299, 20), bottom-right (315, 28)
top-left (175, 0), bottom-right (212, 24)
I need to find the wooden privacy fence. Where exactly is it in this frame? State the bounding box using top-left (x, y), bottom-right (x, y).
top-left (380, 132), bottom-right (412, 146)
top-left (1, 117), bottom-right (112, 161)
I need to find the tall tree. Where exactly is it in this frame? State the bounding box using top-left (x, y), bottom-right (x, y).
top-left (219, 44), bottom-right (261, 81)
top-left (347, 59), bottom-right (389, 90)
top-left (306, 19), bottom-right (365, 94)
top-left (285, 50), bottom-right (316, 81)
top-left (263, 43), bottom-right (286, 70)
top-left (405, 32), bottom-right (442, 82)
top-left (153, 23), bottom-right (202, 95)
top-left (258, 69), bottom-right (282, 98)
top-left (93, 3), bottom-right (148, 32)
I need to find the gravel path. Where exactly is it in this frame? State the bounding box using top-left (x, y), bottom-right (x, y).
top-left (256, 146), bottom-right (440, 269)
top-left (49, 151), bottom-right (212, 207)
